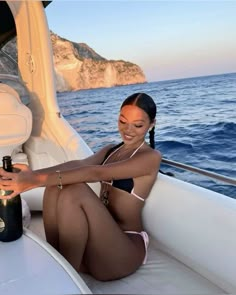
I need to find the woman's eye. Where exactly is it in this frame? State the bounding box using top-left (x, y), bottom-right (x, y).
top-left (119, 120), bottom-right (126, 124)
top-left (119, 119), bottom-right (143, 128)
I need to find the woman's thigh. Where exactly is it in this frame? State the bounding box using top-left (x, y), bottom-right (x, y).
top-left (57, 183), bottom-right (145, 280)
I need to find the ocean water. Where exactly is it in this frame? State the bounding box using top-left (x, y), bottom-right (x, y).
top-left (57, 72), bottom-right (236, 199)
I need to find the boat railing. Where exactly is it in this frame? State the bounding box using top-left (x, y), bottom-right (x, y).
top-left (162, 158), bottom-right (236, 186)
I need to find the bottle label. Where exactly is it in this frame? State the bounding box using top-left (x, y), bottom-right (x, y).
top-left (0, 218), bottom-right (5, 233)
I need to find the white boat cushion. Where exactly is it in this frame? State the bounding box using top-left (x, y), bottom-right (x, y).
top-left (143, 174), bottom-right (236, 293)
top-left (0, 83), bottom-right (32, 160)
top-left (80, 237), bottom-right (225, 294)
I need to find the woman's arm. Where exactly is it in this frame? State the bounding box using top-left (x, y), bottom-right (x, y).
top-left (0, 148), bottom-right (161, 199)
top-left (0, 144), bottom-right (114, 199)
top-left (37, 149), bottom-right (161, 188)
top-left (34, 143), bottom-right (115, 174)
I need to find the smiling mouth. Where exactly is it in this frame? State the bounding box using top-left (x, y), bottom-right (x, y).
top-left (123, 134), bottom-right (133, 140)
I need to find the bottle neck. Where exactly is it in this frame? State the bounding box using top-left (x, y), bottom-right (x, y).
top-left (2, 156), bottom-right (13, 172)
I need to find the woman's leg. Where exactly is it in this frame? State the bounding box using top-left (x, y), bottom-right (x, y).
top-left (56, 183), bottom-right (146, 281)
top-left (43, 186), bottom-right (61, 250)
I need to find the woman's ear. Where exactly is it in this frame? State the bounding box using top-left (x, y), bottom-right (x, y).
top-left (149, 119), bottom-right (156, 131)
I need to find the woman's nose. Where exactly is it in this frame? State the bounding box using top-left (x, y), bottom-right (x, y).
top-left (125, 123), bottom-right (133, 132)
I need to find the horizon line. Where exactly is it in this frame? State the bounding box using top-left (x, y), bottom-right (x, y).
top-left (149, 71), bottom-right (236, 84)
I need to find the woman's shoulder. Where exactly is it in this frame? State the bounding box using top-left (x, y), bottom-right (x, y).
top-left (142, 144), bottom-right (162, 158)
top-left (152, 148), bottom-right (162, 159)
top-left (138, 145), bottom-right (162, 171)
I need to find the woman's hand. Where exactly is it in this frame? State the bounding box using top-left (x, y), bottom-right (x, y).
top-left (0, 164), bottom-right (37, 199)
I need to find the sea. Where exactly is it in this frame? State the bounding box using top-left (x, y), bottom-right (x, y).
top-left (57, 72), bottom-right (236, 199)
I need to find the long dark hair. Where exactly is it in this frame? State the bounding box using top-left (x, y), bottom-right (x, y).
top-left (121, 93), bottom-right (156, 149)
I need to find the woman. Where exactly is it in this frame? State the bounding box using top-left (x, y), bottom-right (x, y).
top-left (0, 92), bottom-right (161, 281)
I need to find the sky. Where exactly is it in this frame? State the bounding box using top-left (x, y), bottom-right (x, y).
top-left (45, 1), bottom-right (236, 82)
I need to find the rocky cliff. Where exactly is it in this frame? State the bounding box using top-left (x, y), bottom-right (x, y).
top-left (0, 32), bottom-right (146, 91)
top-left (52, 33), bottom-right (146, 91)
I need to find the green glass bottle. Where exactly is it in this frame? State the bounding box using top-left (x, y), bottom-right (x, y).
top-left (0, 156), bottom-right (23, 242)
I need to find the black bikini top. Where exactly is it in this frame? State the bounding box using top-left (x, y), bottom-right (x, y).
top-left (101, 142), bottom-right (145, 201)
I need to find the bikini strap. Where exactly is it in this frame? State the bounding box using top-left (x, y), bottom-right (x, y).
top-left (102, 140), bottom-right (145, 164)
top-left (101, 142), bottom-right (124, 165)
top-left (130, 141), bottom-right (145, 158)
top-left (131, 188), bottom-right (145, 201)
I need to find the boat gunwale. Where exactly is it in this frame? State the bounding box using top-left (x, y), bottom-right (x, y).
top-left (162, 157), bottom-right (236, 186)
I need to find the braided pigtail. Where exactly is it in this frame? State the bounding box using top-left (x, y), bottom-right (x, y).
top-left (149, 126), bottom-right (155, 149)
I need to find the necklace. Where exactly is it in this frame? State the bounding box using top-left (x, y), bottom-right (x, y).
top-left (101, 189), bottom-right (109, 206)
top-left (100, 141), bottom-right (145, 206)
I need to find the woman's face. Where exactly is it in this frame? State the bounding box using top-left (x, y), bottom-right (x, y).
top-left (118, 105), bottom-right (154, 145)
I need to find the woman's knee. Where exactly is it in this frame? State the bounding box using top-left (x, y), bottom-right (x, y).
top-left (57, 183), bottom-right (94, 210)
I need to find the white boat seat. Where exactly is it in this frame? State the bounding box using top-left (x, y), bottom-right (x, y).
top-left (0, 83), bottom-right (32, 161)
top-left (80, 237), bottom-right (225, 294)
top-left (29, 212), bottom-right (226, 294)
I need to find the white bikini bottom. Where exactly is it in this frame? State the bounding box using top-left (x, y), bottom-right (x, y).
top-left (124, 231), bottom-right (149, 264)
